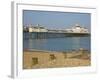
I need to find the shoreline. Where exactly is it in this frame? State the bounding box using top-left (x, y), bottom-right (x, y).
top-left (23, 49), bottom-right (91, 69)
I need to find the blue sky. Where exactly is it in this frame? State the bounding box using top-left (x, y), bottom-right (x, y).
top-left (23, 10), bottom-right (91, 30)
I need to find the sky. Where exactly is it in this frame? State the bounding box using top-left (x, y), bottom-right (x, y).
top-left (23, 10), bottom-right (91, 30)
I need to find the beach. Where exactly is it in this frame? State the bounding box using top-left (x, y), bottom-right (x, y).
top-left (23, 49), bottom-right (91, 69)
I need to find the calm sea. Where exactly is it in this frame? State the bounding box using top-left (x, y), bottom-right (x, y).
top-left (23, 33), bottom-right (90, 51)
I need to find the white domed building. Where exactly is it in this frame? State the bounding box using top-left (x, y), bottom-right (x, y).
top-left (71, 24), bottom-right (89, 33)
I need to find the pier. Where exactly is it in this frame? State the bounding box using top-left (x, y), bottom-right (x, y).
top-left (23, 24), bottom-right (90, 39)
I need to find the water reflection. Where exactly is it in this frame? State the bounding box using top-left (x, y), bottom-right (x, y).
top-left (24, 37), bottom-right (90, 51)
top-left (72, 37), bottom-right (80, 50)
top-left (28, 39), bottom-right (47, 50)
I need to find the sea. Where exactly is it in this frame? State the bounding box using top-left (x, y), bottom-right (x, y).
top-left (23, 33), bottom-right (90, 52)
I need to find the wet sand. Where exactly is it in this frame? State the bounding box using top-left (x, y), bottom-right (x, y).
top-left (23, 49), bottom-right (91, 69)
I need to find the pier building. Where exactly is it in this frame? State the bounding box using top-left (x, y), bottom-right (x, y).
top-left (28, 24), bottom-right (48, 32)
